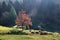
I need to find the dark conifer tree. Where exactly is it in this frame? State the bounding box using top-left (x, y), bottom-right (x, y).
top-left (2, 1), bottom-right (7, 12)
top-left (14, 0), bottom-right (22, 14)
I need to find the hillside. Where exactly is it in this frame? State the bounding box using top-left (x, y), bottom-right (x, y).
top-left (0, 0), bottom-right (60, 32)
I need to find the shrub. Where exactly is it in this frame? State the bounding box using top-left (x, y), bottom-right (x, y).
top-left (10, 29), bottom-right (28, 35)
top-left (0, 26), bottom-right (29, 35)
top-left (52, 32), bottom-right (59, 37)
top-left (35, 32), bottom-right (39, 34)
top-left (31, 32), bottom-right (35, 34)
top-left (47, 32), bottom-right (53, 35)
top-left (10, 29), bottom-right (21, 34)
top-left (40, 31), bottom-right (48, 35)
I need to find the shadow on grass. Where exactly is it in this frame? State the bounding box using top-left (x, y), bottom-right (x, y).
top-left (0, 31), bottom-right (28, 35)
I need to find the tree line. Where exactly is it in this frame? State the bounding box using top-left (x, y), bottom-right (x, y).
top-left (0, 0), bottom-right (60, 32)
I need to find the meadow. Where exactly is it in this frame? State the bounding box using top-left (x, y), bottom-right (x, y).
top-left (0, 34), bottom-right (60, 40)
top-left (0, 26), bottom-right (60, 40)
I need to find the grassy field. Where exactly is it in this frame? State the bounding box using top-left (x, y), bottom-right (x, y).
top-left (0, 34), bottom-right (60, 40)
top-left (0, 26), bottom-right (60, 40)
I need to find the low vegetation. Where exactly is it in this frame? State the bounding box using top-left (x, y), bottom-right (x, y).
top-left (0, 26), bottom-right (60, 40)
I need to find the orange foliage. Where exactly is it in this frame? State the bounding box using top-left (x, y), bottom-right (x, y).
top-left (15, 10), bottom-right (32, 26)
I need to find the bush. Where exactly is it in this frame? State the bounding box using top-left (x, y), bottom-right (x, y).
top-left (40, 31), bottom-right (48, 35)
top-left (10, 29), bottom-right (28, 35)
top-left (35, 32), bottom-right (39, 34)
top-left (0, 26), bottom-right (29, 35)
top-left (40, 31), bottom-right (53, 35)
top-left (52, 32), bottom-right (59, 36)
top-left (10, 29), bottom-right (20, 34)
top-left (47, 32), bottom-right (53, 35)
top-left (31, 32), bottom-right (35, 34)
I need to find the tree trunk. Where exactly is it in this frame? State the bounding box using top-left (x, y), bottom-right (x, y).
top-left (27, 25), bottom-right (31, 32)
top-left (22, 25), bottom-right (24, 31)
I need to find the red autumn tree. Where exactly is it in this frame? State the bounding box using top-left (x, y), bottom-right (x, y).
top-left (15, 10), bottom-right (32, 30)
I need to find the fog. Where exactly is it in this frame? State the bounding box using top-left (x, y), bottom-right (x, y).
top-left (0, 0), bottom-right (60, 32)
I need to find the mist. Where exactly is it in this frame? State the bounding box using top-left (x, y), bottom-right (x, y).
top-left (0, 0), bottom-right (60, 32)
